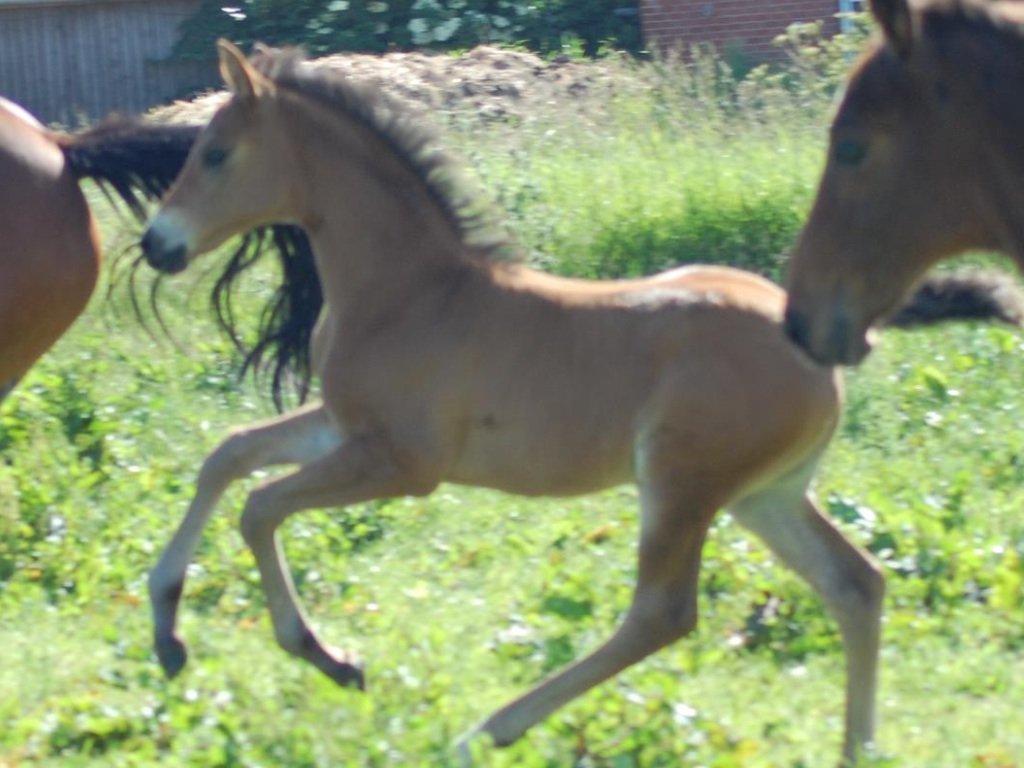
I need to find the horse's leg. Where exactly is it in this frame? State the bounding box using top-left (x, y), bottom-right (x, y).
top-left (730, 482), bottom-right (885, 766)
top-left (148, 402), bottom-right (338, 677)
top-left (237, 434), bottom-right (435, 688)
top-left (458, 480), bottom-right (718, 757)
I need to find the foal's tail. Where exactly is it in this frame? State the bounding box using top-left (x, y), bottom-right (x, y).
top-left (58, 117), bottom-right (321, 410)
top-left (885, 269), bottom-right (1024, 328)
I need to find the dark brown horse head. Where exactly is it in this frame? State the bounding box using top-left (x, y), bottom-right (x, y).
top-left (785, 0), bottom-right (1024, 365)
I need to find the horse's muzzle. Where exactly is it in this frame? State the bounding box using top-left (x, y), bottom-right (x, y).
top-left (783, 306), bottom-right (812, 353)
top-left (140, 226), bottom-right (188, 274)
top-left (783, 306), bottom-right (872, 367)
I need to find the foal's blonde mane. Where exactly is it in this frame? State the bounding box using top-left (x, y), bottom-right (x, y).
top-left (250, 48), bottom-right (517, 263)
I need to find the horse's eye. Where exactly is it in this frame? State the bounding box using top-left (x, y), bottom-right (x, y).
top-left (834, 139), bottom-right (868, 167)
top-left (202, 147), bottom-right (229, 169)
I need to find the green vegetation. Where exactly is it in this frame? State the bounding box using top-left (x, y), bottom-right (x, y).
top-left (2, 33), bottom-right (1023, 767)
top-left (173, 0), bottom-right (640, 60)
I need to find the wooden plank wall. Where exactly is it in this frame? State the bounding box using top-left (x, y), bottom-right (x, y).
top-left (0, 0), bottom-right (217, 124)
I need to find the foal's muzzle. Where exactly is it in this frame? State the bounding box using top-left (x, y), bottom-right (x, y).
top-left (140, 226), bottom-right (188, 274)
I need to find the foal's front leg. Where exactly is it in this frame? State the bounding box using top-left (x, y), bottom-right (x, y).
top-left (238, 433), bottom-right (438, 687)
top-left (148, 403), bottom-right (339, 677)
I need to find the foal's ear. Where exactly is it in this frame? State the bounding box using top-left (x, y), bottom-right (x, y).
top-left (870, 0), bottom-right (915, 58)
top-left (217, 39), bottom-right (266, 101)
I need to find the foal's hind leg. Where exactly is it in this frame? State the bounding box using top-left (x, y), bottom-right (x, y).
top-left (730, 477), bottom-right (885, 766)
top-left (458, 480), bottom-right (719, 758)
top-left (148, 403), bottom-right (339, 677)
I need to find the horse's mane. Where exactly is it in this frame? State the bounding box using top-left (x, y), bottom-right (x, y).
top-left (846, 0), bottom-right (1024, 118)
top-left (917, 0), bottom-right (1024, 132)
top-left (920, 0), bottom-right (1024, 57)
top-left (249, 47), bottom-right (515, 263)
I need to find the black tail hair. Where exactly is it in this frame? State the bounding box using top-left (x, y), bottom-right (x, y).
top-left (58, 117), bottom-right (201, 217)
top-left (61, 116), bottom-right (321, 409)
top-left (211, 225), bottom-right (322, 412)
top-left (886, 269), bottom-right (1024, 328)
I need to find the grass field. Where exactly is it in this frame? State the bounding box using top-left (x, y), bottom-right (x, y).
top-left (2, 41), bottom-right (1023, 767)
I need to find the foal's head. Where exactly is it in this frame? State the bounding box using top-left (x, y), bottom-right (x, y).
top-left (142, 41), bottom-right (300, 273)
top-left (785, 0), bottom-right (1024, 365)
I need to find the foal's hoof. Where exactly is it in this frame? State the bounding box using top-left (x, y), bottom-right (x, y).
top-left (329, 659), bottom-right (365, 690)
top-left (330, 661), bottom-right (365, 690)
top-left (452, 728), bottom-right (492, 768)
top-left (321, 646), bottom-right (365, 690)
top-left (454, 737), bottom-right (476, 768)
top-left (155, 635), bottom-right (188, 679)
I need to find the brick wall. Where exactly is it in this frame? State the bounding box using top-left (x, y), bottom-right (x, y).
top-left (641, 0), bottom-right (842, 61)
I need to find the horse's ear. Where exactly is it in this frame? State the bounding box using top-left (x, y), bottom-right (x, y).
top-left (217, 39), bottom-right (265, 101)
top-left (870, 0), bottom-right (915, 58)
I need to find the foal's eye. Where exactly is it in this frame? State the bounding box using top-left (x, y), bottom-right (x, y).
top-left (834, 139), bottom-right (868, 167)
top-left (202, 147), bottom-right (229, 169)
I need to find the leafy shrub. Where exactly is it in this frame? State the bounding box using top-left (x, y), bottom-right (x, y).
top-left (458, 28), bottom-right (869, 280)
top-left (173, 0), bottom-right (641, 59)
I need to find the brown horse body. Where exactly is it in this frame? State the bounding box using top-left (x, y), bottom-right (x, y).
top-left (141, 44), bottom-right (890, 764)
top-left (785, 0), bottom-right (1024, 364)
top-left (0, 99), bottom-right (99, 397)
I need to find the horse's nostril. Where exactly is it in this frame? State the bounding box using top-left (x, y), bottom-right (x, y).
top-left (783, 306), bottom-right (810, 348)
top-left (827, 313), bottom-right (852, 364)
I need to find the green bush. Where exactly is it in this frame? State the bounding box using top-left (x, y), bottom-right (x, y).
top-left (454, 34), bottom-right (861, 280)
top-left (173, 0), bottom-right (641, 59)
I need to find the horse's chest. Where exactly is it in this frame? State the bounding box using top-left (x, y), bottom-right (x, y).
top-left (317, 336), bottom-right (446, 422)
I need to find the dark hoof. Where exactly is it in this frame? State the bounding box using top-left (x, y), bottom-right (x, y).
top-left (318, 646), bottom-right (365, 690)
top-left (328, 658), bottom-right (366, 690)
top-left (155, 635), bottom-right (188, 679)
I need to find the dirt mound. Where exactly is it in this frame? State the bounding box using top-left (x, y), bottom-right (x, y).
top-left (152, 46), bottom-right (627, 124)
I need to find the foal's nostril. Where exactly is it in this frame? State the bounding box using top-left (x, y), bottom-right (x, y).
top-left (165, 245), bottom-right (188, 273)
top-left (140, 228), bottom-right (154, 256)
top-left (140, 228), bottom-right (188, 273)
top-left (140, 227), bottom-right (161, 262)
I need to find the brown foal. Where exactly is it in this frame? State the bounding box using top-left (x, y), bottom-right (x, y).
top-left (141, 42), bottom-right (885, 764)
top-left (785, 0), bottom-right (1024, 365)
